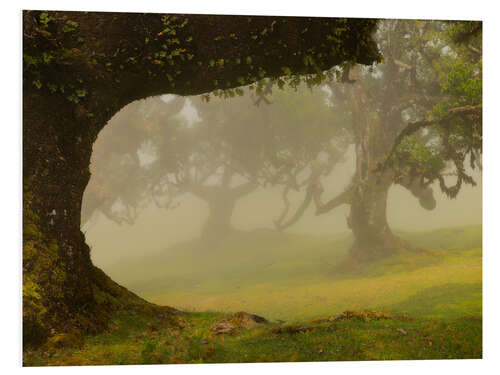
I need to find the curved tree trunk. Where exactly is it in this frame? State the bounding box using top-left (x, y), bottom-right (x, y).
top-left (343, 65), bottom-right (435, 262)
top-left (22, 11), bottom-right (379, 348)
top-left (343, 66), bottom-right (404, 261)
top-left (23, 92), bottom-right (155, 348)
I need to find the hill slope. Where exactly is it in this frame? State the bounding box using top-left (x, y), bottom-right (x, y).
top-left (104, 225), bottom-right (482, 321)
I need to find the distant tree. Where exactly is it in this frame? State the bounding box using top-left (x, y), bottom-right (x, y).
top-left (259, 86), bottom-right (351, 230)
top-left (81, 96), bottom-right (185, 226)
top-left (145, 96), bottom-right (259, 242)
top-left (280, 20), bottom-right (482, 261)
top-left (145, 86), bottom-right (348, 243)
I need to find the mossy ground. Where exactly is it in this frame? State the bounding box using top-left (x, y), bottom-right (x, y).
top-left (23, 311), bottom-right (481, 365)
top-left (23, 225), bottom-right (482, 365)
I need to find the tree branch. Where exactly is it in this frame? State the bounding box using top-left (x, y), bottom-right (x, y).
top-left (274, 186), bottom-right (291, 228)
top-left (274, 184), bottom-right (314, 231)
top-left (315, 189), bottom-right (350, 215)
top-left (379, 104), bottom-right (482, 171)
top-left (274, 164), bottom-right (324, 231)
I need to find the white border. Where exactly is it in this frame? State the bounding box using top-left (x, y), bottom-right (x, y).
top-left (4, 1), bottom-right (498, 374)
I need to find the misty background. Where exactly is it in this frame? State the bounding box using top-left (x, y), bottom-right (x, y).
top-left (82, 96), bottom-right (481, 269)
top-left (76, 19), bottom-right (482, 321)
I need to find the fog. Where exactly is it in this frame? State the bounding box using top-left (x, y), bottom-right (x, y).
top-left (80, 20), bottom-right (481, 319)
top-left (83, 144), bottom-right (481, 269)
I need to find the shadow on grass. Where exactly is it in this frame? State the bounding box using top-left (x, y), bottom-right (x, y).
top-left (385, 282), bottom-right (482, 318)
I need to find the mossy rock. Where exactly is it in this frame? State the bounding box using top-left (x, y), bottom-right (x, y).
top-left (211, 311), bottom-right (268, 335)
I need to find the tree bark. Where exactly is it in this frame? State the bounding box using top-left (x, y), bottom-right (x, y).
top-left (347, 173), bottom-right (398, 261)
top-left (343, 66), bottom-right (401, 261)
top-left (343, 65), bottom-right (436, 262)
top-left (330, 68), bottom-right (420, 262)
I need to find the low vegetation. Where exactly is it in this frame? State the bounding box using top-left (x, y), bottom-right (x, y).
top-left (23, 225), bottom-right (482, 365)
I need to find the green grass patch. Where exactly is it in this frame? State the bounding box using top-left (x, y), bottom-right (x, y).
top-left (23, 310), bottom-right (481, 365)
top-left (23, 225), bottom-right (482, 365)
top-left (108, 225), bottom-right (481, 322)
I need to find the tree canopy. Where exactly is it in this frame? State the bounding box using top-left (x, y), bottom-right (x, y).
top-left (270, 19), bottom-right (482, 260)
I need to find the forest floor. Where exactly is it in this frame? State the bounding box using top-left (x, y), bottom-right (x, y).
top-left (23, 225), bottom-right (482, 365)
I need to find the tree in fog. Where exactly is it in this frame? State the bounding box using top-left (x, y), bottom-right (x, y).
top-left (281, 20), bottom-right (481, 261)
top-left (260, 86), bottom-right (351, 231)
top-left (146, 86), bottom-right (348, 243)
top-left (83, 85), bottom-right (347, 245)
top-left (146, 95), bottom-right (260, 243)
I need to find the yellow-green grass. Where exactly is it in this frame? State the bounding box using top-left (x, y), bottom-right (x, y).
top-left (24, 225), bottom-right (482, 366)
top-left (111, 225), bottom-right (482, 322)
top-left (23, 310), bottom-right (481, 366)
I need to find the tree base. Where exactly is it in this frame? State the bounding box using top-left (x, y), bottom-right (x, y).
top-left (332, 234), bottom-right (435, 274)
top-left (23, 228), bottom-right (178, 350)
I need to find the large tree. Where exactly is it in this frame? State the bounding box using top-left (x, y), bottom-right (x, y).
top-left (278, 20), bottom-right (482, 261)
top-left (23, 10), bottom-right (380, 347)
top-left (138, 95), bottom-right (262, 244)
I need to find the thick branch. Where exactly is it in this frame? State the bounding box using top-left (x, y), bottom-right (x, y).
top-left (24, 12), bottom-right (380, 116)
top-left (274, 186), bottom-right (291, 227)
top-left (315, 189), bottom-right (350, 215)
top-left (274, 165), bottom-right (323, 231)
top-left (274, 163), bottom-right (350, 230)
top-left (380, 104), bottom-right (482, 171)
top-left (274, 184), bottom-right (314, 231)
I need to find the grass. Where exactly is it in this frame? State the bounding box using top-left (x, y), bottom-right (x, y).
top-left (23, 312), bottom-right (482, 365)
top-left (23, 225), bottom-right (482, 366)
top-left (113, 225), bottom-right (481, 322)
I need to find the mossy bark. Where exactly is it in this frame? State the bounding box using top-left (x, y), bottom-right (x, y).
top-left (23, 10), bottom-right (380, 348)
